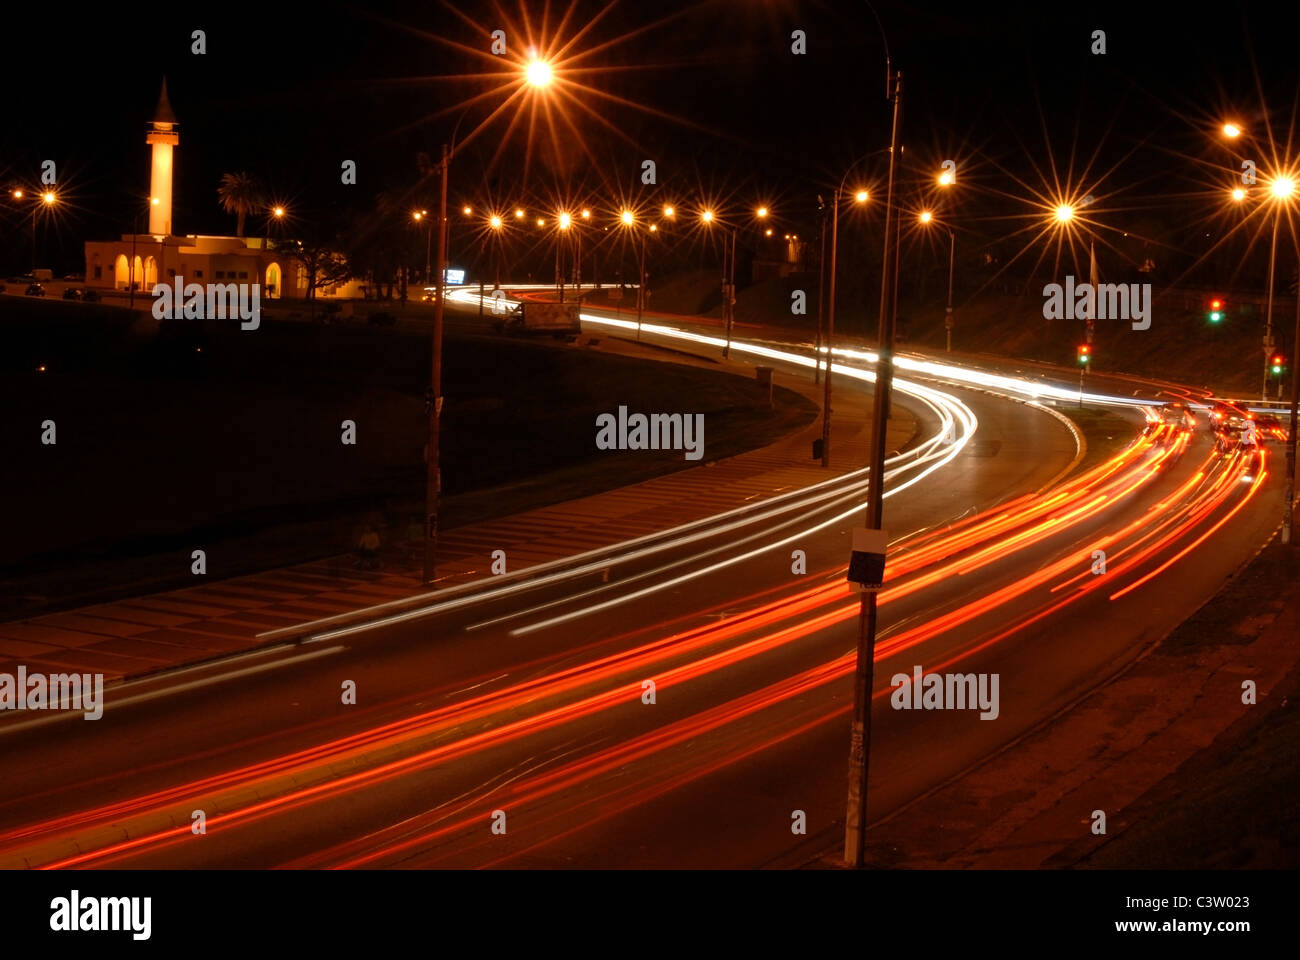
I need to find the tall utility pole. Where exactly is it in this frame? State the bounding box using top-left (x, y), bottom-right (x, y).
top-left (722, 227), bottom-right (737, 358)
top-left (636, 232), bottom-right (647, 338)
top-left (944, 228), bottom-right (955, 352)
top-left (424, 142), bottom-right (449, 585)
top-left (1263, 211), bottom-right (1280, 401)
top-left (822, 196), bottom-right (840, 467)
top-left (816, 200), bottom-right (827, 385)
top-left (1284, 274), bottom-right (1300, 545)
top-left (844, 67), bottom-right (902, 870)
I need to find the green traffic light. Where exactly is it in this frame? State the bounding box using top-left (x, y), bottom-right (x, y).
top-left (1209, 311), bottom-right (1222, 323)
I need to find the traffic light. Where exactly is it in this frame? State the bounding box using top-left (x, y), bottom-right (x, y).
top-left (1271, 354), bottom-right (1285, 376)
top-left (1208, 297), bottom-right (1224, 323)
top-left (1077, 343), bottom-right (1091, 365)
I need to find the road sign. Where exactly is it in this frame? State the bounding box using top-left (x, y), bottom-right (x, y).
top-left (847, 528), bottom-right (888, 592)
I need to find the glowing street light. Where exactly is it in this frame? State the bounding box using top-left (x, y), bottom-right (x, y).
top-left (1232, 187), bottom-right (1246, 202)
top-left (42, 191), bottom-right (55, 205)
top-left (489, 214), bottom-right (503, 229)
top-left (854, 189), bottom-right (868, 203)
top-left (581, 208), bottom-right (591, 219)
top-left (462, 205), bottom-right (472, 215)
top-left (1222, 122), bottom-right (1242, 138)
top-left (1271, 176), bottom-right (1295, 200)
top-left (515, 208), bottom-right (525, 219)
top-left (700, 209), bottom-right (714, 223)
top-left (1054, 204), bottom-right (1074, 222)
top-left (11, 189), bottom-right (22, 199)
top-left (525, 57), bottom-right (553, 88)
top-left (558, 212), bottom-right (572, 230)
top-left (663, 205), bottom-right (675, 218)
top-left (756, 206), bottom-right (769, 218)
top-left (918, 210), bottom-right (933, 224)
top-left (938, 169), bottom-right (955, 186)
top-left (272, 206), bottom-right (285, 218)
top-left (621, 209), bottom-right (635, 225)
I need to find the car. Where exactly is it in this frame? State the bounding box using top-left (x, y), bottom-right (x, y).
top-left (1256, 413), bottom-right (1286, 441)
top-left (61, 287), bottom-right (84, 301)
top-left (1158, 402), bottom-right (1193, 432)
top-left (25, 283), bottom-right (45, 296)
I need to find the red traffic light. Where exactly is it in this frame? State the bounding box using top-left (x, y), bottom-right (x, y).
top-left (1210, 299), bottom-right (1222, 310)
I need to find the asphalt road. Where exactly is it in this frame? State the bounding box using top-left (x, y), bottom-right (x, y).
top-left (0, 292), bottom-right (1280, 868)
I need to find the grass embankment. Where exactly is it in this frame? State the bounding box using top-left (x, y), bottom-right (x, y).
top-left (0, 298), bottom-right (815, 614)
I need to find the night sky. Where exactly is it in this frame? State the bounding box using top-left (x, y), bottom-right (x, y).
top-left (5, 1), bottom-right (1299, 279)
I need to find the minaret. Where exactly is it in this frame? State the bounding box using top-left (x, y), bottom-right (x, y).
top-left (146, 79), bottom-right (179, 236)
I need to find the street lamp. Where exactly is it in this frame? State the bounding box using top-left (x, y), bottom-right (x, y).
top-left (423, 64), bottom-right (554, 585)
top-left (822, 147), bottom-right (890, 468)
top-left (413, 209), bottom-right (432, 284)
top-left (1222, 122), bottom-right (1242, 138)
top-left (920, 212), bottom-right (956, 353)
top-left (1262, 173), bottom-right (1296, 401)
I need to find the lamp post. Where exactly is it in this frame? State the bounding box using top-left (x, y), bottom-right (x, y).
top-left (822, 158), bottom-right (881, 468)
top-left (1262, 176), bottom-right (1295, 400)
top-left (425, 57), bottom-right (553, 584)
top-left (844, 61), bottom-right (903, 871)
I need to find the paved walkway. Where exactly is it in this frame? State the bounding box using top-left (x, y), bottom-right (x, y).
top-left (0, 339), bottom-right (911, 684)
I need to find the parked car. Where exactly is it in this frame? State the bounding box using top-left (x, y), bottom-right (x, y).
top-left (25, 283), bottom-right (45, 297)
top-left (62, 287), bottom-right (84, 301)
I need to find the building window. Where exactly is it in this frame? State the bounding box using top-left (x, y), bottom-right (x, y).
top-left (194, 270), bottom-right (203, 278)
top-left (93, 266), bottom-right (102, 279)
top-left (215, 270), bottom-right (225, 279)
top-left (238, 271), bottom-right (248, 279)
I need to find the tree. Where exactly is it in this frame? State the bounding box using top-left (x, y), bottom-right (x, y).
top-left (217, 172), bottom-right (262, 238)
top-left (275, 234), bottom-right (351, 319)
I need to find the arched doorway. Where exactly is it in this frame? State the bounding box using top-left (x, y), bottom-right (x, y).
top-left (132, 256), bottom-right (144, 290)
top-left (115, 254), bottom-right (129, 289)
top-left (265, 262), bottom-right (281, 299)
top-left (144, 256), bottom-right (158, 288)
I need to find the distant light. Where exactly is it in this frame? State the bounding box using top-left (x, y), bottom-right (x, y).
top-left (1055, 205), bottom-right (1074, 222)
top-left (463, 205), bottom-right (472, 215)
top-left (273, 206), bottom-right (285, 217)
top-left (37, 364), bottom-right (46, 372)
top-left (1271, 176), bottom-right (1295, 199)
top-left (558, 212), bottom-right (572, 229)
top-left (41, 191), bottom-right (55, 204)
top-left (515, 208), bottom-right (525, 218)
top-left (536, 217), bottom-right (545, 227)
top-left (412, 211), bottom-right (423, 221)
top-left (784, 233), bottom-right (791, 240)
top-left (663, 205), bottom-right (675, 218)
top-left (701, 210), bottom-right (714, 223)
top-left (1231, 187), bottom-right (1246, 202)
top-left (11, 189), bottom-right (22, 199)
top-left (649, 224), bottom-right (658, 232)
top-left (938, 170), bottom-right (955, 186)
top-left (489, 215), bottom-right (503, 229)
top-left (854, 190), bottom-right (868, 203)
top-left (1223, 122), bottom-right (1242, 138)
top-left (525, 58), bottom-right (553, 88)
top-left (756, 206), bottom-right (768, 218)
top-left (919, 211), bottom-right (933, 224)
top-left (621, 209), bottom-right (634, 225)
top-left (151, 197), bottom-right (160, 206)
top-left (765, 228), bottom-right (773, 236)
top-left (581, 209), bottom-right (591, 219)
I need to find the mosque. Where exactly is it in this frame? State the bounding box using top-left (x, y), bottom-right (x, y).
top-left (84, 81), bottom-right (362, 300)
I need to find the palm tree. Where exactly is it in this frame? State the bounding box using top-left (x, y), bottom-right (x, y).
top-left (217, 172), bottom-right (261, 238)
